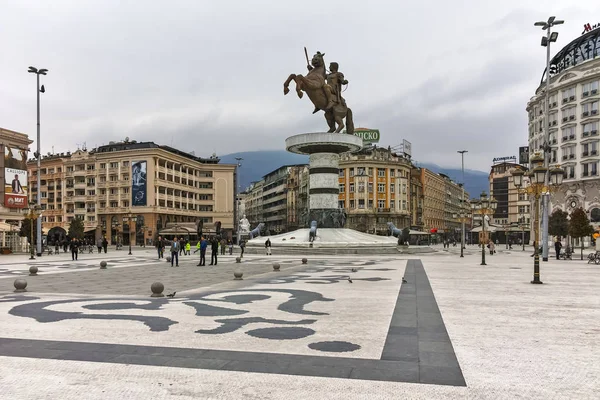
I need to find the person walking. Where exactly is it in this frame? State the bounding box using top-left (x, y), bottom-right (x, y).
top-left (54, 241), bottom-right (60, 255)
top-left (210, 237), bottom-right (219, 265)
top-left (239, 239), bottom-right (245, 258)
top-left (96, 237), bottom-right (103, 254)
top-left (185, 241), bottom-right (191, 256)
top-left (265, 238), bottom-right (272, 255)
top-left (555, 238), bottom-right (562, 260)
top-left (70, 238), bottom-right (79, 261)
top-left (155, 236), bottom-right (164, 259)
top-left (220, 238), bottom-right (227, 255)
top-left (102, 236), bottom-right (108, 253)
top-left (488, 240), bottom-right (495, 255)
top-left (197, 236), bottom-right (208, 266)
top-left (194, 240), bottom-right (200, 254)
top-left (228, 239), bottom-right (233, 255)
top-left (170, 237), bottom-right (179, 267)
top-left (179, 238), bottom-right (185, 256)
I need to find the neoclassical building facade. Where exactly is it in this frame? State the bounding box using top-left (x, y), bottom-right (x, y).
top-left (527, 27), bottom-right (600, 233)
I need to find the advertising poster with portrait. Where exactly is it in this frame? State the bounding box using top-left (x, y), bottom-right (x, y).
top-left (4, 145), bottom-right (28, 209)
top-left (131, 160), bottom-right (147, 206)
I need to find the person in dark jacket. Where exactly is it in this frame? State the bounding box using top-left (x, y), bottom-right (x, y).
top-left (239, 239), bottom-right (245, 258)
top-left (70, 238), bottom-right (79, 261)
top-left (210, 237), bottom-right (219, 265)
top-left (102, 236), bottom-right (108, 253)
top-left (155, 236), bottom-right (164, 259)
top-left (197, 237), bottom-right (208, 266)
top-left (555, 239), bottom-right (562, 260)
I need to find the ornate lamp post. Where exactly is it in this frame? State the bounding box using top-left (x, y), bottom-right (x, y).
top-left (123, 213), bottom-right (137, 255)
top-left (471, 192), bottom-right (498, 266)
top-left (511, 153), bottom-right (563, 284)
top-left (23, 201), bottom-right (42, 260)
top-left (452, 211), bottom-right (472, 258)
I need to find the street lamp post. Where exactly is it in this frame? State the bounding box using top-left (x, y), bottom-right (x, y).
top-left (457, 150), bottom-right (468, 255)
top-left (28, 66), bottom-right (48, 257)
top-left (471, 192), bottom-right (498, 266)
top-left (23, 201), bottom-right (42, 260)
top-left (453, 211), bottom-right (472, 258)
top-left (123, 213), bottom-right (137, 255)
top-left (512, 153), bottom-right (563, 284)
top-left (534, 16), bottom-right (564, 262)
top-left (521, 214), bottom-right (526, 251)
top-left (235, 157), bottom-right (243, 244)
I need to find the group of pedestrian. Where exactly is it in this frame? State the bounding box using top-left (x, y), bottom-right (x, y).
top-left (96, 237), bottom-right (109, 254)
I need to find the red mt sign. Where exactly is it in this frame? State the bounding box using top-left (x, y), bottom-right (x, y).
top-left (582, 22), bottom-right (600, 35)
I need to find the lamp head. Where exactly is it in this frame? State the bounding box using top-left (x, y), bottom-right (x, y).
top-left (511, 168), bottom-right (525, 187)
top-left (550, 166), bottom-right (564, 186)
top-left (28, 66), bottom-right (37, 73)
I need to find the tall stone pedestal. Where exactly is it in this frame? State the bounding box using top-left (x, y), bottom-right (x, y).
top-left (286, 133), bottom-right (362, 228)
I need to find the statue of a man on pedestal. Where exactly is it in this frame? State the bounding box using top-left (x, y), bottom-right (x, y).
top-left (239, 215), bottom-right (250, 234)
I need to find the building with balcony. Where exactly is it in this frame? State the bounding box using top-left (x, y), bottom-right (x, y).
top-left (338, 146), bottom-right (411, 234)
top-left (488, 162), bottom-right (531, 244)
top-left (28, 140), bottom-right (235, 245)
top-left (527, 26), bottom-right (600, 229)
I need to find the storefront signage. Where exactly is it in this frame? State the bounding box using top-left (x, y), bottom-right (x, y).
top-left (582, 22), bottom-right (600, 35)
top-left (492, 156), bottom-right (517, 163)
top-left (353, 128), bottom-right (380, 143)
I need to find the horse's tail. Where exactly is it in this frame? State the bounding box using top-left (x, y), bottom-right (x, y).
top-left (345, 108), bottom-right (354, 135)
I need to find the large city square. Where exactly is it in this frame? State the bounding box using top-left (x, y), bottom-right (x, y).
top-left (0, 246), bottom-right (598, 399)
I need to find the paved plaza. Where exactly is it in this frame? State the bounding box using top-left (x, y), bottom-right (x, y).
top-left (0, 246), bottom-right (598, 399)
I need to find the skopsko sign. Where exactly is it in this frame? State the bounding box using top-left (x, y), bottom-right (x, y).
top-left (353, 129), bottom-right (380, 143)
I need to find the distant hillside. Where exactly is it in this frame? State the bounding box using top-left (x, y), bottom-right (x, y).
top-left (220, 150), bottom-right (488, 198)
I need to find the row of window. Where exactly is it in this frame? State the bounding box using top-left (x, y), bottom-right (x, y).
top-left (339, 167), bottom-right (409, 178)
top-left (530, 80), bottom-right (600, 118)
top-left (339, 183), bottom-right (408, 194)
top-left (338, 199), bottom-right (408, 210)
top-left (531, 119), bottom-right (599, 138)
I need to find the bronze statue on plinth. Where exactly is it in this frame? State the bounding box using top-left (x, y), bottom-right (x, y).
top-left (284, 49), bottom-right (354, 135)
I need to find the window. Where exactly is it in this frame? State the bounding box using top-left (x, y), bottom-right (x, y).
top-left (378, 183), bottom-right (386, 193)
top-left (358, 182), bottom-right (365, 192)
top-left (378, 168), bottom-right (385, 177)
top-left (349, 168), bottom-right (354, 177)
top-left (378, 200), bottom-right (385, 208)
top-left (122, 188), bottom-right (130, 194)
top-left (358, 199), bottom-right (365, 209)
top-left (583, 162), bottom-right (598, 177)
top-left (368, 167), bottom-right (373, 176)
top-left (390, 184), bottom-right (395, 193)
top-left (349, 183), bottom-right (355, 192)
top-left (518, 193), bottom-right (527, 201)
top-left (549, 93), bottom-right (558, 107)
top-left (390, 200), bottom-right (395, 209)
top-left (122, 200), bottom-right (130, 207)
top-left (339, 183), bottom-right (345, 193)
top-left (109, 162), bottom-right (118, 168)
top-left (562, 107), bottom-right (576, 121)
top-left (402, 184), bottom-right (407, 194)
top-left (390, 169), bottom-right (395, 177)
top-left (562, 86), bottom-right (576, 102)
top-left (339, 200), bottom-right (345, 209)
top-left (122, 174), bottom-right (129, 181)
top-left (122, 161), bottom-right (129, 167)
top-left (339, 169), bottom-right (345, 177)
top-left (402, 200), bottom-right (407, 210)
top-left (549, 112), bottom-right (558, 126)
top-left (565, 165), bottom-right (575, 179)
top-left (583, 142), bottom-right (598, 156)
top-left (582, 101), bottom-right (599, 117)
top-left (582, 80), bottom-right (599, 97)
top-left (100, 176), bottom-right (107, 182)
top-left (583, 121), bottom-right (599, 136)
top-left (109, 175), bottom-right (118, 181)
top-left (368, 199), bottom-right (373, 208)
top-left (368, 183), bottom-right (373, 193)
top-left (350, 199), bottom-right (355, 208)
top-left (562, 126), bottom-right (575, 141)
top-left (357, 167), bottom-right (365, 175)
top-left (110, 201), bottom-right (118, 208)
top-left (99, 163), bottom-right (106, 169)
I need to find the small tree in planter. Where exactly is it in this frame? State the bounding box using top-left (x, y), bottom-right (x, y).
top-left (568, 207), bottom-right (594, 260)
top-left (549, 209), bottom-right (569, 241)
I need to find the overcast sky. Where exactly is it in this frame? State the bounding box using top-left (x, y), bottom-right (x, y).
top-left (2, 0), bottom-right (600, 171)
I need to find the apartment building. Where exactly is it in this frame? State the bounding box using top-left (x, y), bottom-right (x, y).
top-left (28, 140), bottom-right (235, 245)
top-left (339, 146), bottom-right (411, 234)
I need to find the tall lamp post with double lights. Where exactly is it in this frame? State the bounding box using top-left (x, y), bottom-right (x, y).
top-left (123, 213), bottom-right (137, 255)
top-left (23, 201), bottom-right (42, 260)
top-left (471, 192), bottom-right (498, 266)
top-left (28, 66), bottom-right (48, 257)
top-left (235, 157), bottom-right (243, 243)
top-left (534, 16), bottom-right (564, 262)
top-left (453, 210), bottom-right (472, 258)
top-left (511, 153), bottom-right (563, 284)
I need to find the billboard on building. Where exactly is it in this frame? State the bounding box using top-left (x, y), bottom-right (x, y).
top-left (353, 128), bottom-right (380, 143)
top-left (131, 160), bottom-right (147, 206)
top-left (402, 139), bottom-right (412, 157)
top-left (519, 146), bottom-right (529, 165)
top-left (3, 145), bottom-right (28, 209)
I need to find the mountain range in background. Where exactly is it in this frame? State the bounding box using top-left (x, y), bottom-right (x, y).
top-left (219, 150), bottom-right (489, 200)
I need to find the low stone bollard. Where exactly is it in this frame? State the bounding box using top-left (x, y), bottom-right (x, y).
top-left (302, 258), bottom-right (308, 264)
top-left (100, 261), bottom-right (107, 269)
top-left (151, 282), bottom-right (165, 297)
top-left (236, 257), bottom-right (241, 263)
top-left (14, 279), bottom-right (27, 293)
top-left (273, 263), bottom-right (281, 272)
top-left (29, 266), bottom-right (38, 276)
top-left (233, 270), bottom-right (243, 280)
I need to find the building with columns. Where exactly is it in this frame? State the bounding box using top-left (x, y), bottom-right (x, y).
top-left (27, 140), bottom-right (235, 245)
top-left (526, 26), bottom-right (600, 238)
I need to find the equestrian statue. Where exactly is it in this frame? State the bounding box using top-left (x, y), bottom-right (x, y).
top-left (284, 48), bottom-right (355, 135)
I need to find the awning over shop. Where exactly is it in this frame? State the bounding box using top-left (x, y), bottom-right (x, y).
top-left (470, 225), bottom-right (499, 233)
top-left (84, 228), bottom-right (98, 233)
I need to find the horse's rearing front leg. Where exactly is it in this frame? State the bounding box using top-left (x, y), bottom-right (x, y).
top-left (284, 74), bottom-right (297, 95)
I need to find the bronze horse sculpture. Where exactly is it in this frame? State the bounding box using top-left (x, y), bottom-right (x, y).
top-left (284, 52), bottom-right (354, 135)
